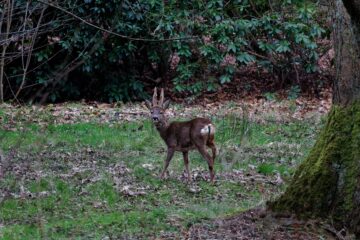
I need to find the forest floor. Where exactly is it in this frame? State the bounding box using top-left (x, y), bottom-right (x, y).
top-left (0, 89), bottom-right (350, 239)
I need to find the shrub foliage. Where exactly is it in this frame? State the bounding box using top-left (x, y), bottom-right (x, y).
top-left (0, 0), bottom-right (326, 102)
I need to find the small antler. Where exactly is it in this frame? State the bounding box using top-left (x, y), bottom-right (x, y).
top-left (150, 87), bottom-right (166, 107)
top-left (159, 88), bottom-right (165, 106)
top-left (152, 87), bottom-right (158, 106)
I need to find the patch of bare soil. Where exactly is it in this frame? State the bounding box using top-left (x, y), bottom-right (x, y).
top-left (185, 209), bottom-right (343, 240)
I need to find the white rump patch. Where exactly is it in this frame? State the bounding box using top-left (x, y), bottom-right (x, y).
top-left (200, 124), bottom-right (215, 135)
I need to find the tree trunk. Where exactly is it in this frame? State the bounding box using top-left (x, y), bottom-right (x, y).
top-left (268, 0), bottom-right (360, 237)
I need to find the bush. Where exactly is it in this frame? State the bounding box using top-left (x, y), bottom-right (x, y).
top-left (1, 0), bottom-right (326, 102)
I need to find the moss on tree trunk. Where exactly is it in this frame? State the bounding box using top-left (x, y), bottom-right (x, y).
top-left (269, 102), bottom-right (360, 236)
top-left (269, 0), bottom-right (360, 236)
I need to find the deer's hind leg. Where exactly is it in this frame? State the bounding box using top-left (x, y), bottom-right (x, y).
top-left (194, 138), bottom-right (215, 183)
top-left (207, 137), bottom-right (217, 163)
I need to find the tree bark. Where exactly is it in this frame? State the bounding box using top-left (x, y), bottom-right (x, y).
top-left (333, 0), bottom-right (360, 105)
top-left (268, 0), bottom-right (360, 237)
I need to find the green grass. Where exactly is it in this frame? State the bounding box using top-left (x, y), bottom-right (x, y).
top-left (0, 109), bottom-right (322, 239)
top-left (257, 163), bottom-right (290, 175)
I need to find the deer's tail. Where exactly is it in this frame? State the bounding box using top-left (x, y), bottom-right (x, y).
top-left (200, 124), bottom-right (216, 138)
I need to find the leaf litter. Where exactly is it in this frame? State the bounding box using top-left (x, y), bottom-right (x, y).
top-left (0, 88), bottom-right (331, 127)
top-left (185, 208), bottom-right (342, 240)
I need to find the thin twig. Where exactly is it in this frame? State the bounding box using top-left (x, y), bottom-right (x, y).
top-left (248, 0), bottom-right (261, 17)
top-left (0, 0), bottom-right (15, 103)
top-left (293, 63), bottom-right (300, 84)
top-left (246, 50), bottom-right (268, 60)
top-left (323, 224), bottom-right (347, 240)
top-left (15, 4), bottom-right (47, 98)
top-left (8, 48), bottom-right (65, 80)
top-left (35, 0), bottom-right (198, 42)
top-left (20, 2), bottom-right (30, 71)
top-left (31, 31), bottom-right (101, 103)
top-left (268, 0), bottom-right (274, 12)
top-left (4, 72), bottom-right (20, 104)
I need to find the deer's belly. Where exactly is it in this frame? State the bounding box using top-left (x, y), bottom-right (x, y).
top-left (175, 143), bottom-right (196, 151)
top-left (175, 146), bottom-right (196, 151)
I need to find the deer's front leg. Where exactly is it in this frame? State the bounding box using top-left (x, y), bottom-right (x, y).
top-left (182, 151), bottom-right (191, 182)
top-left (160, 147), bottom-right (175, 179)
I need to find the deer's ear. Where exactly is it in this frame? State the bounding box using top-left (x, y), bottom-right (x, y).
top-left (145, 100), bottom-right (152, 110)
top-left (163, 99), bottom-right (170, 109)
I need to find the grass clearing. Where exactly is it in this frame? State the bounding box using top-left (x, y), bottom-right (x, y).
top-left (0, 104), bottom-right (323, 239)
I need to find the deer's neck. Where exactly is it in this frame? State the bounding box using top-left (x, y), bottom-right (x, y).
top-left (155, 120), bottom-right (169, 140)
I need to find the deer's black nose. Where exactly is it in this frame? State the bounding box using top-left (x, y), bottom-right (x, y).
top-left (152, 117), bottom-right (159, 121)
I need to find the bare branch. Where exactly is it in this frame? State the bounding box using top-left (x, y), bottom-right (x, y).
top-left (15, 4), bottom-right (47, 98)
top-left (35, 0), bottom-right (198, 42)
top-left (0, 0), bottom-right (15, 103)
top-left (268, 0), bottom-right (274, 12)
top-left (30, 31), bottom-right (102, 103)
top-left (4, 71), bottom-right (20, 104)
top-left (248, 0), bottom-right (261, 17)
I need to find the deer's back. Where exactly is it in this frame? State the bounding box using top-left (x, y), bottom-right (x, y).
top-left (163, 118), bottom-right (214, 151)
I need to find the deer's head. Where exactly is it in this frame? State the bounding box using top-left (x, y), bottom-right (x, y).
top-left (145, 88), bottom-right (170, 126)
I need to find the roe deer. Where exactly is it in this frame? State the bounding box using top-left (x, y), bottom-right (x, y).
top-left (145, 88), bottom-right (217, 182)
